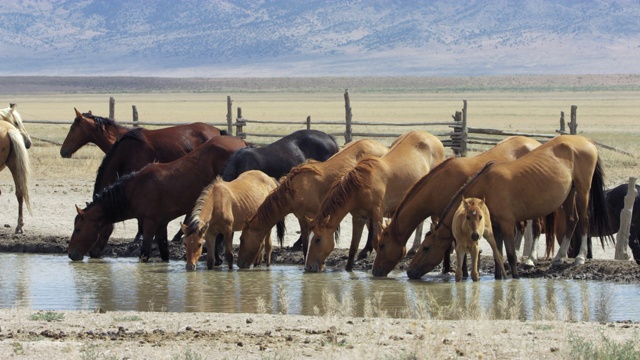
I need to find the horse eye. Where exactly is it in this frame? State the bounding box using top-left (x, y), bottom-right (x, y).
top-left (423, 246), bottom-right (430, 252)
top-left (466, 216), bottom-right (471, 221)
top-left (379, 243), bottom-right (385, 250)
top-left (315, 237), bottom-right (322, 244)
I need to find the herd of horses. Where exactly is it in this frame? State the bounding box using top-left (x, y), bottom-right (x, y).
top-left (2, 107), bottom-right (640, 281)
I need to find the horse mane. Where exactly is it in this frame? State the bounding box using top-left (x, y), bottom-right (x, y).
top-left (89, 170), bottom-right (138, 223)
top-left (434, 160), bottom-right (495, 232)
top-left (251, 164), bottom-right (321, 226)
top-left (94, 128), bottom-right (147, 195)
top-left (183, 178), bottom-right (220, 236)
top-left (313, 157), bottom-right (378, 224)
top-left (390, 157), bottom-right (455, 224)
top-left (83, 112), bottom-right (124, 134)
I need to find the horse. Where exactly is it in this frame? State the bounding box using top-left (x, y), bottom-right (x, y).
top-left (563, 183), bottom-right (640, 264)
top-left (0, 121), bottom-right (31, 233)
top-left (181, 171), bottom-right (280, 270)
top-left (305, 130), bottom-right (445, 272)
top-left (236, 139), bottom-right (389, 269)
top-left (87, 122), bottom-right (227, 256)
top-left (68, 136), bottom-right (247, 262)
top-left (221, 129), bottom-right (339, 181)
top-left (406, 135), bottom-right (612, 280)
top-left (0, 105), bottom-right (32, 149)
top-left (372, 136), bottom-right (541, 277)
top-left (60, 109), bottom-right (132, 157)
top-left (451, 197), bottom-right (506, 282)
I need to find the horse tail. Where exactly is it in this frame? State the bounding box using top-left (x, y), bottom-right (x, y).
top-left (276, 219), bottom-right (286, 248)
top-left (544, 211), bottom-right (556, 259)
top-left (589, 157), bottom-right (614, 249)
top-left (7, 128), bottom-right (31, 214)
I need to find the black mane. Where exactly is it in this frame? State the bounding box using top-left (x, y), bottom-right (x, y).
top-left (88, 170), bottom-right (138, 223)
top-left (93, 128), bottom-right (146, 195)
top-left (82, 112), bottom-right (122, 134)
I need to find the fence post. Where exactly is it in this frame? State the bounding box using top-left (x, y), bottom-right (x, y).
top-left (306, 116), bottom-right (311, 130)
top-left (132, 105), bottom-right (139, 127)
top-left (226, 95), bottom-right (233, 134)
top-left (569, 105), bottom-right (578, 134)
top-left (109, 97), bottom-right (115, 120)
top-left (236, 107), bottom-right (245, 139)
top-left (460, 100), bottom-right (468, 157)
top-left (559, 111), bottom-right (565, 133)
top-left (615, 177), bottom-right (637, 260)
top-left (344, 90), bottom-right (352, 143)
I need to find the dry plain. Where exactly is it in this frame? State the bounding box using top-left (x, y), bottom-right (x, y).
top-left (1, 77), bottom-right (640, 359)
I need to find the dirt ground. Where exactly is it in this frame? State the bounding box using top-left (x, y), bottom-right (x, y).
top-left (2, 179), bottom-right (640, 359)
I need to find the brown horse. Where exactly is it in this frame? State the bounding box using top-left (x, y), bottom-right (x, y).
top-left (60, 109), bottom-right (132, 157)
top-left (236, 139), bottom-right (389, 269)
top-left (406, 135), bottom-right (612, 280)
top-left (305, 131), bottom-right (445, 272)
top-left (87, 122), bottom-right (227, 255)
top-left (372, 136), bottom-right (541, 277)
top-left (181, 171), bottom-right (280, 270)
top-left (452, 197), bottom-right (506, 282)
top-left (68, 136), bottom-right (247, 262)
top-left (0, 121), bottom-right (31, 233)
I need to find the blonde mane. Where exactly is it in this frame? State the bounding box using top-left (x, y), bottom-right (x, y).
top-left (184, 177), bottom-right (221, 235)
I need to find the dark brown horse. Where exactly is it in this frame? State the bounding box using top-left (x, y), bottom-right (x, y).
top-left (372, 136), bottom-right (541, 277)
top-left (68, 136), bottom-right (247, 262)
top-left (60, 109), bottom-right (132, 157)
top-left (87, 123), bottom-right (226, 255)
top-left (406, 135), bottom-right (612, 280)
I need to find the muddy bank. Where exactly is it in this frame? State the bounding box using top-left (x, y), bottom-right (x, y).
top-left (2, 232), bottom-right (640, 283)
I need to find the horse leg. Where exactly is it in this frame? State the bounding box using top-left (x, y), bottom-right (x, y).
top-left (214, 233), bottom-right (225, 266)
top-left (224, 230), bottom-right (234, 269)
top-left (442, 243), bottom-right (453, 274)
top-left (553, 189), bottom-right (579, 265)
top-left (204, 231), bottom-right (217, 270)
top-left (156, 225), bottom-right (169, 262)
top-left (470, 243), bottom-right (480, 282)
top-left (139, 221), bottom-right (157, 262)
top-left (455, 244), bottom-right (465, 282)
top-left (299, 219), bottom-right (309, 260)
top-left (501, 224), bottom-right (519, 279)
top-left (514, 221), bottom-right (524, 259)
top-left (521, 220), bottom-right (536, 266)
top-left (263, 233), bottom-right (273, 267)
top-left (407, 221), bottom-right (425, 255)
top-left (357, 218), bottom-right (375, 261)
top-left (346, 217), bottom-right (367, 271)
top-left (88, 223), bottom-right (114, 258)
top-left (483, 217), bottom-right (507, 280)
top-left (462, 253), bottom-right (469, 278)
top-left (134, 220), bottom-right (144, 243)
top-left (9, 171), bottom-right (24, 234)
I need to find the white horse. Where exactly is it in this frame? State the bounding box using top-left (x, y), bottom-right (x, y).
top-left (0, 104), bottom-right (32, 233)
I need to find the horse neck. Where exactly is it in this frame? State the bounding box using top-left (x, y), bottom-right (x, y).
top-left (98, 123), bottom-right (130, 153)
top-left (250, 187), bottom-right (294, 231)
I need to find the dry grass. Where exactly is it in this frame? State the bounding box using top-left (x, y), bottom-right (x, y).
top-left (1, 90), bottom-right (639, 186)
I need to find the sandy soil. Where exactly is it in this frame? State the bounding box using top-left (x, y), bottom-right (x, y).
top-left (2, 179), bottom-right (640, 359)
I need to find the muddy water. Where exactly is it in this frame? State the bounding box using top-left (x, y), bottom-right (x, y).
top-left (1, 253), bottom-right (638, 321)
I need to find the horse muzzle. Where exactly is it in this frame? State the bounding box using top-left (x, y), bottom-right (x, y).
top-left (471, 233), bottom-right (480, 241)
top-left (68, 250), bottom-right (84, 261)
top-left (304, 262), bottom-right (323, 273)
top-left (185, 263), bottom-right (197, 271)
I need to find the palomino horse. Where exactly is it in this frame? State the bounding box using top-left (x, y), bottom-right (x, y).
top-left (451, 197), bottom-right (506, 282)
top-left (0, 121), bottom-right (31, 233)
top-left (305, 130), bottom-right (445, 272)
top-left (60, 109), bottom-right (132, 157)
top-left (87, 123), bottom-right (227, 255)
top-left (221, 129), bottom-right (338, 181)
top-left (236, 139), bottom-right (389, 268)
top-left (406, 135), bottom-right (612, 280)
top-left (0, 105), bottom-right (32, 149)
top-left (372, 136), bottom-right (541, 277)
top-left (68, 136), bottom-right (247, 262)
top-left (181, 171), bottom-right (281, 270)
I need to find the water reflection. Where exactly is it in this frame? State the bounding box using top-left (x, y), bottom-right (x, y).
top-left (0, 253), bottom-right (639, 322)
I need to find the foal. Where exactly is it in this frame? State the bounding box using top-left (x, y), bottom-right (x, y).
top-left (452, 197), bottom-right (506, 282)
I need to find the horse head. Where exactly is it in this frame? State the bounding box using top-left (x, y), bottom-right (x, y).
top-left (372, 222), bottom-right (406, 277)
top-left (181, 222), bottom-right (209, 271)
top-left (460, 196), bottom-right (486, 242)
top-left (60, 108), bottom-right (91, 158)
top-left (0, 104), bottom-right (31, 149)
top-left (68, 204), bottom-right (109, 261)
top-left (406, 221), bottom-right (455, 279)
top-left (237, 217), bottom-right (269, 269)
top-left (304, 215), bottom-right (335, 273)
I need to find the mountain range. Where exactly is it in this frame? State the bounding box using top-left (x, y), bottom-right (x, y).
top-left (1, 0), bottom-right (639, 77)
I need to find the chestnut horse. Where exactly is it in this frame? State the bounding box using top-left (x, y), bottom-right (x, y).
top-left (181, 171), bottom-right (281, 270)
top-left (60, 109), bottom-right (132, 157)
top-left (406, 135), bottom-right (612, 280)
top-left (236, 139), bottom-right (389, 268)
top-left (87, 123), bottom-right (226, 255)
top-left (68, 136), bottom-right (247, 262)
top-left (452, 197), bottom-right (506, 282)
top-left (305, 131), bottom-right (445, 272)
top-left (0, 120), bottom-right (31, 233)
top-left (372, 136), bottom-right (541, 277)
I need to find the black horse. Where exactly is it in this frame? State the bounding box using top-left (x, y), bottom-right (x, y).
top-left (222, 129), bottom-right (339, 181)
top-left (569, 183), bottom-right (640, 264)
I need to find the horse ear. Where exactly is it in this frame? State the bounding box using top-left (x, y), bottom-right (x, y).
top-left (74, 108), bottom-right (82, 117)
top-left (479, 197), bottom-right (485, 207)
top-left (384, 219), bottom-right (391, 228)
top-left (75, 205), bottom-right (84, 216)
top-left (199, 223), bottom-right (210, 237)
top-left (180, 223), bottom-right (188, 234)
top-left (321, 215), bottom-right (331, 226)
top-left (10, 103), bottom-right (16, 112)
top-left (305, 215), bottom-right (314, 225)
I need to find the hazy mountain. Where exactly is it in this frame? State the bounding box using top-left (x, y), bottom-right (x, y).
top-left (1, 0), bottom-right (638, 77)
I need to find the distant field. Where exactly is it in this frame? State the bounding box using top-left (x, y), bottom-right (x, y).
top-left (1, 75), bottom-right (639, 187)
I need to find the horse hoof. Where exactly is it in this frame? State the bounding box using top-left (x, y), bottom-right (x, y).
top-left (523, 259), bottom-right (535, 267)
top-left (357, 251), bottom-right (369, 260)
top-left (139, 255), bottom-right (150, 263)
top-left (573, 256), bottom-right (586, 265)
top-left (552, 258), bottom-right (565, 266)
